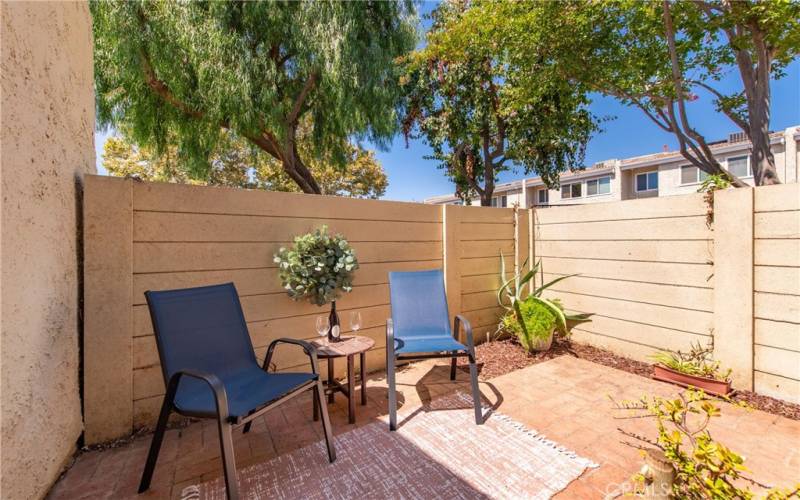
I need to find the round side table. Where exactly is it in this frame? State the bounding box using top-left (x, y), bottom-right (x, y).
top-left (311, 335), bottom-right (374, 424)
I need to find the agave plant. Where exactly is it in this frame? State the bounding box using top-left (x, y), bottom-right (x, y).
top-left (497, 252), bottom-right (592, 340)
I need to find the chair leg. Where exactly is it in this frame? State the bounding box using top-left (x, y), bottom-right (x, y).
top-left (218, 417), bottom-right (239, 500)
top-left (315, 380), bottom-right (337, 462)
top-left (468, 352), bottom-right (483, 425)
top-left (138, 394), bottom-right (172, 493)
top-left (387, 354), bottom-right (398, 431)
top-left (450, 356), bottom-right (457, 380)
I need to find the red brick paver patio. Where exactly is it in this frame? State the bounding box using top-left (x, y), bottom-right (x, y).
top-left (48, 356), bottom-right (800, 499)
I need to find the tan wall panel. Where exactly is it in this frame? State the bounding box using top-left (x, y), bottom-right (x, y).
top-left (754, 211), bottom-right (800, 239)
top-left (545, 274), bottom-right (713, 312)
top-left (461, 274), bottom-right (502, 294)
top-left (134, 290), bottom-right (391, 339)
top-left (535, 216), bottom-right (709, 241)
top-left (537, 257), bottom-right (713, 288)
top-left (534, 193), bottom-right (707, 224)
top-left (570, 315), bottom-right (708, 354)
top-left (754, 372), bottom-right (800, 404)
top-left (755, 319), bottom-right (800, 353)
top-left (459, 222), bottom-right (514, 241)
top-left (133, 365), bottom-right (164, 401)
top-left (458, 206), bottom-right (514, 224)
top-left (133, 336), bottom-right (158, 370)
top-left (459, 240), bottom-right (515, 259)
top-left (460, 256), bottom-right (503, 277)
top-left (754, 292), bottom-right (800, 324)
top-left (754, 266), bottom-right (800, 295)
top-left (753, 183), bottom-right (800, 212)
top-left (569, 330), bottom-right (665, 363)
top-left (462, 307), bottom-right (504, 330)
top-left (543, 290), bottom-right (712, 335)
top-left (133, 181), bottom-right (442, 222)
top-left (462, 291), bottom-right (500, 312)
top-left (754, 239), bottom-right (800, 267)
top-left (134, 241), bottom-right (443, 273)
top-left (134, 211), bottom-right (441, 243)
top-left (536, 240), bottom-right (712, 264)
top-left (754, 345), bottom-right (800, 381)
top-left (132, 260), bottom-right (440, 305)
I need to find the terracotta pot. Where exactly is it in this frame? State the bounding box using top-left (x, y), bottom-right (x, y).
top-left (652, 364), bottom-right (732, 396)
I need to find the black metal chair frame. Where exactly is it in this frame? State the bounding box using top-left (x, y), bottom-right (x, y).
top-left (138, 338), bottom-right (336, 500)
top-left (385, 314), bottom-right (482, 431)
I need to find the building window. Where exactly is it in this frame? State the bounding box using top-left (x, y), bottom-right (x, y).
top-left (561, 182), bottom-right (582, 199)
top-left (635, 171), bottom-right (658, 192)
top-left (726, 156), bottom-right (752, 178)
top-left (586, 176), bottom-right (611, 196)
top-left (537, 189), bottom-right (549, 204)
top-left (680, 165), bottom-right (709, 185)
top-left (491, 195), bottom-right (507, 208)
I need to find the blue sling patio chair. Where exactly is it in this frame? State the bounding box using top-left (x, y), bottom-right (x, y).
top-left (386, 269), bottom-right (482, 431)
top-left (138, 283), bottom-right (336, 500)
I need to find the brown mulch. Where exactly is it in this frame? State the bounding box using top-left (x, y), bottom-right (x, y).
top-left (459, 337), bottom-right (800, 421)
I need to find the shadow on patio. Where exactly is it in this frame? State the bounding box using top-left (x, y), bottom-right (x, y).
top-left (48, 356), bottom-right (800, 499)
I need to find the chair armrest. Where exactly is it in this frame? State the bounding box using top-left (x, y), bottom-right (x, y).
top-left (168, 369), bottom-right (229, 419)
top-left (454, 314), bottom-right (475, 351)
top-left (264, 338), bottom-right (320, 376)
top-left (385, 318), bottom-right (395, 360)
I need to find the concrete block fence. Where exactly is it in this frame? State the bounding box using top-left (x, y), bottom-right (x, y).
top-left (83, 176), bottom-right (800, 444)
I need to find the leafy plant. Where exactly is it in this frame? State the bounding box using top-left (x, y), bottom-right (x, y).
top-left (698, 173), bottom-right (733, 226)
top-left (650, 342), bottom-right (732, 382)
top-left (500, 298), bottom-right (557, 352)
top-left (496, 252), bottom-right (591, 347)
top-left (273, 226), bottom-right (358, 306)
top-left (615, 390), bottom-right (799, 499)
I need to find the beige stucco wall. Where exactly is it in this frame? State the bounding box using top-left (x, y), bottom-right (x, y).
top-left (1, 2), bottom-right (95, 499)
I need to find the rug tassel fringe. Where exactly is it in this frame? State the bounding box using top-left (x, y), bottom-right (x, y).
top-left (181, 484), bottom-right (201, 500)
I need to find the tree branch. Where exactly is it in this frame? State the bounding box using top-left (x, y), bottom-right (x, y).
top-left (287, 72), bottom-right (319, 126)
top-left (688, 80), bottom-right (750, 133)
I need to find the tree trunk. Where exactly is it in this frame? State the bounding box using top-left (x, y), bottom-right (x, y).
top-left (479, 192), bottom-right (492, 206)
top-left (747, 48), bottom-right (780, 186)
top-left (283, 152), bottom-right (322, 194)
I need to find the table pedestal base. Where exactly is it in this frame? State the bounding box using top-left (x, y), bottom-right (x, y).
top-left (313, 351), bottom-right (367, 424)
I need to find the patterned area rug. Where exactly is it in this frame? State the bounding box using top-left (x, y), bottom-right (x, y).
top-left (181, 393), bottom-right (597, 499)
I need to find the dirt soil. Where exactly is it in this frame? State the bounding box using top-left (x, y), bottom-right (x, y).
top-left (458, 338), bottom-right (800, 421)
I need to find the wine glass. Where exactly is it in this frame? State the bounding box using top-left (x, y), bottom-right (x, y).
top-left (350, 311), bottom-right (362, 335)
top-left (315, 315), bottom-right (329, 342)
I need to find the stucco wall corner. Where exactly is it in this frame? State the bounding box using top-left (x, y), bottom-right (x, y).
top-left (1, 1), bottom-right (95, 499)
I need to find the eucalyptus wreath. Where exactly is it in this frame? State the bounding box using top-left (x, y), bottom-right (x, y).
top-left (273, 226), bottom-right (358, 306)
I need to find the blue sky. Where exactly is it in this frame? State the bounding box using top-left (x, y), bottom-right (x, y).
top-left (94, 2), bottom-right (800, 202)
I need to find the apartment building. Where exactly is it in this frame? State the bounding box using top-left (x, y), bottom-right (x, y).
top-left (424, 125), bottom-right (800, 207)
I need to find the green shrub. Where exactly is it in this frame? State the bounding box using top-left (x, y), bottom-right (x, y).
top-left (650, 342), bottom-right (732, 382)
top-left (273, 225), bottom-right (358, 306)
top-left (501, 297), bottom-right (557, 351)
top-left (496, 250), bottom-right (592, 351)
top-left (616, 390), bottom-right (800, 499)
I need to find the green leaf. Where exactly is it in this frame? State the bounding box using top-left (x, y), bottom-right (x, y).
top-left (534, 273), bottom-right (581, 297)
top-left (528, 296), bottom-right (568, 334)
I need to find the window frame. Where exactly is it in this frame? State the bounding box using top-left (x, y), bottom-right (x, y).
top-left (586, 176), bottom-right (612, 197)
top-left (679, 165), bottom-right (710, 186)
top-left (537, 189), bottom-right (549, 204)
top-left (635, 170), bottom-right (659, 192)
top-left (491, 194), bottom-right (508, 208)
top-left (725, 155), bottom-right (752, 179)
top-left (561, 182), bottom-right (582, 199)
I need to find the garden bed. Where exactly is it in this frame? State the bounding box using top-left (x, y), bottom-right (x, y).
top-left (459, 338), bottom-right (800, 421)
